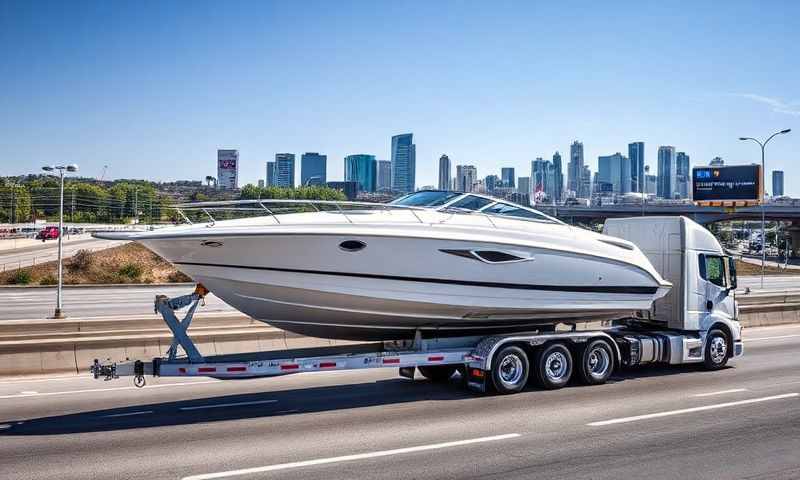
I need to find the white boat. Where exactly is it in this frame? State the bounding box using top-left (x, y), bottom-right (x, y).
top-left (96, 191), bottom-right (671, 340)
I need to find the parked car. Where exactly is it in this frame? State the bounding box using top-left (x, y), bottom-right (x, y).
top-left (36, 226), bottom-right (60, 241)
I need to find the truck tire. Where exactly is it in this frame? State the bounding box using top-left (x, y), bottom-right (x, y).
top-left (490, 346), bottom-right (530, 394)
top-left (703, 329), bottom-right (729, 370)
top-left (418, 365), bottom-right (457, 382)
top-left (576, 339), bottom-right (614, 385)
top-left (535, 343), bottom-right (573, 390)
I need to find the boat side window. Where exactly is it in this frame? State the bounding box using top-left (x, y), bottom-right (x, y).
top-left (447, 195), bottom-right (493, 211)
top-left (390, 191), bottom-right (461, 207)
top-left (482, 202), bottom-right (550, 221)
top-left (699, 254), bottom-right (726, 288)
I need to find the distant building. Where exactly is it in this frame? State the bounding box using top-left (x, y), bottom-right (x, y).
top-left (301, 152), bottom-right (327, 186)
top-left (645, 174), bottom-right (657, 195)
top-left (628, 142), bottom-right (645, 193)
top-left (217, 149), bottom-right (239, 190)
top-left (531, 158), bottom-right (550, 202)
top-left (508, 192), bottom-right (530, 207)
top-left (552, 151), bottom-right (564, 202)
top-left (438, 154), bottom-right (451, 191)
top-left (344, 154), bottom-right (377, 192)
top-left (598, 152), bottom-right (630, 194)
top-left (676, 152), bottom-right (690, 199)
top-left (391, 133), bottom-right (415, 193)
top-left (257, 179), bottom-right (265, 188)
top-left (657, 146), bottom-right (676, 199)
top-left (710, 156), bottom-right (724, 166)
top-left (275, 153), bottom-right (295, 188)
top-left (376, 160), bottom-right (392, 191)
top-left (580, 165), bottom-right (592, 198)
top-left (568, 141), bottom-right (586, 197)
top-left (266, 161), bottom-right (276, 186)
top-left (326, 181), bottom-right (360, 200)
top-left (455, 165), bottom-right (477, 192)
top-left (773, 170), bottom-right (785, 197)
top-left (517, 176), bottom-right (531, 198)
top-left (501, 167), bottom-right (515, 188)
top-left (485, 174), bottom-right (499, 194)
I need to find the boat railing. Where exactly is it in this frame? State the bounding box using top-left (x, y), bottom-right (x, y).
top-left (171, 199), bottom-right (430, 226)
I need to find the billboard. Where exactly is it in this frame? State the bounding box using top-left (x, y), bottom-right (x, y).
top-left (217, 150), bottom-right (239, 190)
top-left (692, 164), bottom-right (762, 203)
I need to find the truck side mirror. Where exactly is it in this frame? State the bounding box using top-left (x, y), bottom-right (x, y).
top-left (727, 257), bottom-right (737, 290)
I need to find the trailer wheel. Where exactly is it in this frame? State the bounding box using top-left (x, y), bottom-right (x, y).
top-left (577, 339), bottom-right (614, 385)
top-left (703, 329), bottom-right (729, 370)
top-left (418, 365), bottom-right (457, 382)
top-left (535, 343), bottom-right (572, 390)
top-left (490, 346), bottom-right (530, 394)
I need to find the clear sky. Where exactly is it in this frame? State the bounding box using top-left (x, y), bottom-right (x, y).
top-left (1, 1), bottom-right (798, 194)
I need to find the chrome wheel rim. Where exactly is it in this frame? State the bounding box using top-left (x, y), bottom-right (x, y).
top-left (587, 346), bottom-right (611, 378)
top-left (545, 351), bottom-right (568, 381)
top-left (498, 354), bottom-right (524, 387)
top-left (709, 336), bottom-right (727, 364)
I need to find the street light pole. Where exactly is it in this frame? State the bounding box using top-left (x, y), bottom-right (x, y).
top-left (42, 164), bottom-right (78, 319)
top-left (739, 129), bottom-right (791, 289)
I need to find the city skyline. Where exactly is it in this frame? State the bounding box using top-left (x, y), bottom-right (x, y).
top-left (1, 2), bottom-right (797, 194)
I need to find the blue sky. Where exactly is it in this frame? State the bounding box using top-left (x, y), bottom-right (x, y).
top-left (1, 1), bottom-right (798, 194)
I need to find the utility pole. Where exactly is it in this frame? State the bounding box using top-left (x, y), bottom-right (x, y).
top-left (134, 187), bottom-right (139, 224)
top-left (41, 164), bottom-right (78, 319)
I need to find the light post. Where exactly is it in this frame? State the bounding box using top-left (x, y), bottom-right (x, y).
top-left (41, 164), bottom-right (78, 319)
top-left (739, 129), bottom-right (791, 289)
top-left (642, 165), bottom-right (650, 216)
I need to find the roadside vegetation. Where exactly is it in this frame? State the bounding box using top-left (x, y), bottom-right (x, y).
top-left (0, 244), bottom-right (191, 285)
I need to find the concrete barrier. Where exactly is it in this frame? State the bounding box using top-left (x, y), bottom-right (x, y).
top-left (1, 292), bottom-right (799, 376)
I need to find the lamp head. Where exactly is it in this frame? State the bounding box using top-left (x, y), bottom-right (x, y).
top-left (42, 166), bottom-right (54, 172)
top-left (780, 129), bottom-right (791, 134)
top-left (738, 137), bottom-right (748, 141)
top-left (66, 164), bottom-right (78, 172)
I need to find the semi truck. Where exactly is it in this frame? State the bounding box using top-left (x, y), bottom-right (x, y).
top-left (91, 216), bottom-right (743, 394)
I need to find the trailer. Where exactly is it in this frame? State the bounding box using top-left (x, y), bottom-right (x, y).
top-left (91, 216), bottom-right (744, 394)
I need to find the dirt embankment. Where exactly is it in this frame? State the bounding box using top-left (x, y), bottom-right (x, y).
top-left (0, 243), bottom-right (191, 285)
top-left (734, 259), bottom-right (799, 276)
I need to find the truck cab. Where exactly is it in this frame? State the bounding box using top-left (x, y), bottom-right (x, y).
top-left (604, 216), bottom-right (743, 366)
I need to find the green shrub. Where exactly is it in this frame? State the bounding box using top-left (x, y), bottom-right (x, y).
top-left (118, 263), bottom-right (143, 280)
top-left (70, 249), bottom-right (94, 271)
top-left (9, 269), bottom-right (32, 285)
top-left (39, 274), bottom-right (58, 285)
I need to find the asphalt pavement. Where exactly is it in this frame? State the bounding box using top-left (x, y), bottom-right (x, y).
top-left (0, 324), bottom-right (798, 479)
top-left (0, 237), bottom-right (127, 272)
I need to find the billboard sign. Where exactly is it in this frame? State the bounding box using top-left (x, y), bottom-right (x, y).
top-left (692, 164), bottom-right (762, 203)
top-left (217, 150), bottom-right (239, 190)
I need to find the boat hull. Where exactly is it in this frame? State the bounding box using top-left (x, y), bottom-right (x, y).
top-left (140, 231), bottom-right (669, 341)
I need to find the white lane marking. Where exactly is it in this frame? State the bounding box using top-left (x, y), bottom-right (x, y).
top-left (588, 393), bottom-right (799, 426)
top-left (745, 334), bottom-right (800, 342)
top-left (0, 375), bottom-right (84, 385)
top-left (179, 400), bottom-right (278, 411)
top-left (182, 433), bottom-right (521, 480)
top-left (0, 380), bottom-right (220, 400)
top-left (692, 388), bottom-right (748, 397)
top-left (19, 391), bottom-right (38, 395)
top-left (101, 410), bottom-right (154, 418)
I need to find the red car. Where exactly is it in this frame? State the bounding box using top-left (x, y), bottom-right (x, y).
top-left (36, 226), bottom-right (60, 241)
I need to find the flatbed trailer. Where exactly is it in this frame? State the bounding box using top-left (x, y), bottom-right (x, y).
top-left (90, 288), bottom-right (744, 394)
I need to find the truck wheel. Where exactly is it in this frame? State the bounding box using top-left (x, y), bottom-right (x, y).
top-left (490, 346), bottom-right (529, 394)
top-left (418, 365), bottom-right (457, 382)
top-left (703, 329), bottom-right (729, 370)
top-left (535, 343), bottom-right (573, 389)
top-left (577, 339), bottom-right (614, 385)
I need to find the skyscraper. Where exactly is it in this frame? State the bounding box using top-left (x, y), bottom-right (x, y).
top-left (275, 153), bottom-right (295, 188)
top-left (568, 141), bottom-right (585, 197)
top-left (376, 160), bottom-right (392, 191)
top-left (455, 165), bottom-right (477, 192)
top-left (501, 167), bottom-right (515, 188)
top-left (438, 154), bottom-right (451, 190)
top-left (581, 165), bottom-right (592, 198)
top-left (391, 133), bottom-right (415, 193)
top-left (485, 175), bottom-right (499, 194)
top-left (773, 170), bottom-right (785, 197)
top-left (676, 152), bottom-right (690, 199)
top-left (531, 157), bottom-right (550, 202)
top-left (657, 146), bottom-right (676, 199)
top-left (300, 152), bottom-right (327, 186)
top-left (217, 149), bottom-right (239, 190)
top-left (266, 161), bottom-right (276, 186)
top-left (552, 151), bottom-right (564, 203)
top-left (344, 154), bottom-right (377, 192)
top-left (628, 142), bottom-right (645, 193)
top-left (517, 176), bottom-right (531, 199)
top-left (598, 152), bottom-right (630, 194)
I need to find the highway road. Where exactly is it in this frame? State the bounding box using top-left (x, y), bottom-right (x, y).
top-left (0, 323), bottom-right (798, 479)
top-left (0, 285), bottom-right (235, 320)
top-left (0, 275), bottom-right (796, 321)
top-left (0, 237), bottom-right (127, 272)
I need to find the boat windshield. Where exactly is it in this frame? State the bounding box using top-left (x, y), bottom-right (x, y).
top-left (481, 202), bottom-right (555, 222)
top-left (391, 191), bottom-right (461, 207)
